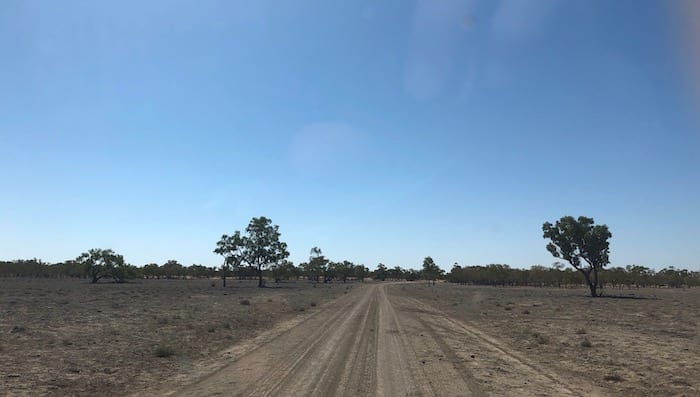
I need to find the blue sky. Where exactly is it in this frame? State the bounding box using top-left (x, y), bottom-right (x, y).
top-left (1, 0), bottom-right (698, 271)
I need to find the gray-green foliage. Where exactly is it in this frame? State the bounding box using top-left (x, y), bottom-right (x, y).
top-left (75, 248), bottom-right (133, 283)
top-left (215, 217), bottom-right (289, 288)
top-left (303, 246), bottom-right (328, 283)
top-left (214, 231), bottom-right (246, 287)
top-left (270, 259), bottom-right (298, 282)
top-left (245, 217), bottom-right (289, 287)
top-left (422, 256), bottom-right (443, 284)
top-left (542, 216), bottom-right (612, 297)
top-left (374, 263), bottom-right (388, 281)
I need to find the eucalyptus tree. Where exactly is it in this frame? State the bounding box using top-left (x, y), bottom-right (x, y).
top-left (244, 217), bottom-right (289, 287)
top-left (543, 216), bottom-right (612, 297)
top-left (214, 231), bottom-right (246, 287)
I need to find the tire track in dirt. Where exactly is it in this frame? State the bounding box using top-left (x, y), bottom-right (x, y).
top-left (166, 283), bottom-right (601, 396)
top-left (376, 284), bottom-right (484, 396)
top-left (256, 286), bottom-right (377, 396)
top-left (409, 309), bottom-right (487, 395)
top-left (393, 291), bottom-right (605, 396)
top-left (173, 285), bottom-right (380, 397)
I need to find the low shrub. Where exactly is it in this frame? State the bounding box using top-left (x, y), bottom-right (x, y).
top-left (154, 345), bottom-right (174, 358)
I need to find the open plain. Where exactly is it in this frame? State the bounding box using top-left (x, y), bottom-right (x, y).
top-left (2, 278), bottom-right (699, 396)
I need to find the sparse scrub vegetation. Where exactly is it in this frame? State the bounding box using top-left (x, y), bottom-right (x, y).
top-left (390, 282), bottom-right (700, 396)
top-left (525, 329), bottom-right (549, 345)
top-left (0, 277), bottom-right (350, 394)
top-left (2, 214), bottom-right (699, 397)
top-left (154, 345), bottom-right (175, 358)
top-left (603, 374), bottom-right (624, 382)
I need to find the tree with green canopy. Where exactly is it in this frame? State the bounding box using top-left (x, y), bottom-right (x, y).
top-left (422, 256), bottom-right (442, 285)
top-left (213, 231), bottom-right (246, 287)
top-left (244, 217), bottom-right (289, 287)
top-left (542, 216), bottom-right (612, 297)
top-left (75, 248), bottom-right (132, 283)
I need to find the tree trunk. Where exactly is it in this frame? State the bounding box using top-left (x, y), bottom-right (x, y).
top-left (587, 281), bottom-right (597, 297)
top-left (591, 267), bottom-right (600, 297)
top-left (584, 269), bottom-right (600, 297)
top-left (258, 264), bottom-right (264, 288)
top-left (579, 269), bottom-right (599, 297)
top-left (222, 263), bottom-right (227, 288)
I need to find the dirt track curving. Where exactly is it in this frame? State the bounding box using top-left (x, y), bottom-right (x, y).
top-left (168, 283), bottom-right (602, 396)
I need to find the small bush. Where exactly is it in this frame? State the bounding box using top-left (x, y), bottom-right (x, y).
top-left (310, 302), bottom-right (317, 307)
top-left (603, 374), bottom-right (623, 382)
top-left (240, 299), bottom-right (250, 306)
top-left (580, 338), bottom-right (593, 348)
top-left (207, 325), bottom-right (216, 333)
top-left (522, 309), bottom-right (530, 314)
top-left (154, 345), bottom-right (174, 358)
top-left (525, 329), bottom-right (549, 345)
top-left (575, 328), bottom-right (587, 335)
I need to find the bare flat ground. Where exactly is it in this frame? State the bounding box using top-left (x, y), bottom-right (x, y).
top-left (3, 279), bottom-right (699, 396)
top-left (168, 282), bottom-right (590, 396)
top-left (0, 278), bottom-right (348, 396)
top-left (396, 283), bottom-right (700, 396)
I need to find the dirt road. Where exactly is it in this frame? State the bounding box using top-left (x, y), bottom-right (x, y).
top-left (170, 283), bottom-right (600, 396)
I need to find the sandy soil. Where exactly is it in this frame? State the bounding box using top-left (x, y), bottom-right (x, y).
top-left (4, 279), bottom-right (698, 396)
top-left (0, 278), bottom-right (348, 396)
top-left (167, 283), bottom-right (613, 396)
top-left (391, 283), bottom-right (700, 396)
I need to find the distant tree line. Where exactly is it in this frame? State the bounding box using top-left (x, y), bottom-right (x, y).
top-left (0, 257), bottom-right (217, 281)
top-left (247, 246), bottom-right (373, 284)
top-left (445, 263), bottom-right (700, 289)
top-left (4, 215), bottom-right (697, 290)
top-left (3, 257), bottom-right (697, 288)
top-left (367, 257), bottom-right (442, 283)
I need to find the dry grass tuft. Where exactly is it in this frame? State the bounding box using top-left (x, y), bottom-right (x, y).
top-left (154, 345), bottom-right (175, 358)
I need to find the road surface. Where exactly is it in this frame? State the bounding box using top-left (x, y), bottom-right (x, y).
top-left (168, 283), bottom-right (600, 396)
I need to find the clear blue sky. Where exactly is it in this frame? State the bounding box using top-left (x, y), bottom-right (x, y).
top-left (2, 1), bottom-right (699, 271)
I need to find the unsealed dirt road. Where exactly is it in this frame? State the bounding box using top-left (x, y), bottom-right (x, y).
top-left (170, 283), bottom-right (601, 396)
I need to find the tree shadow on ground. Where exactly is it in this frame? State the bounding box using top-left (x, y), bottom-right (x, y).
top-left (598, 294), bottom-right (658, 300)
